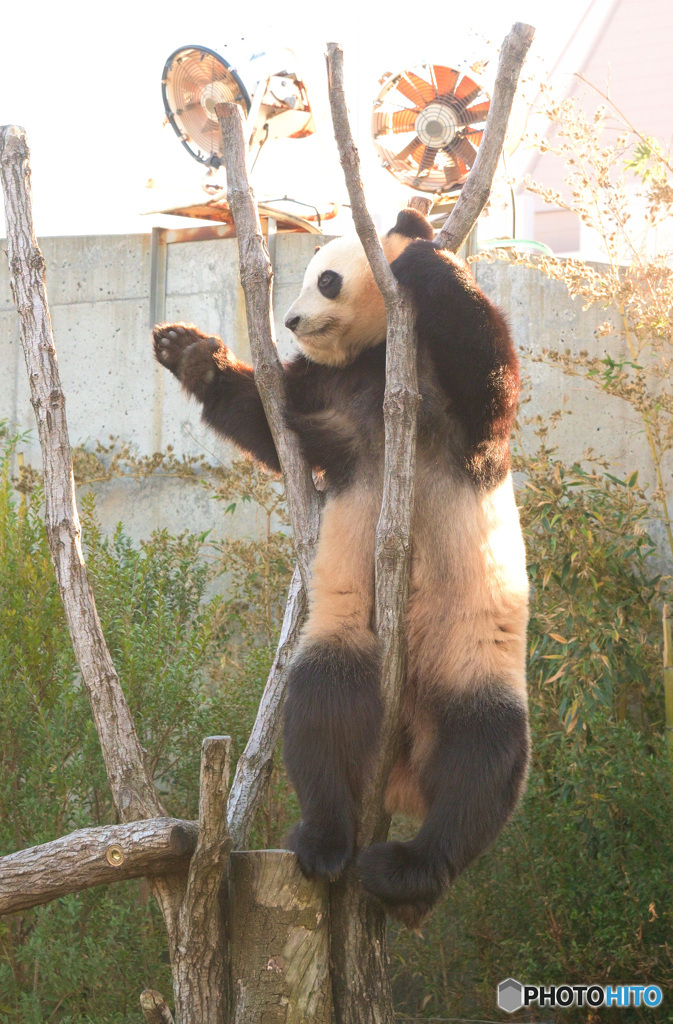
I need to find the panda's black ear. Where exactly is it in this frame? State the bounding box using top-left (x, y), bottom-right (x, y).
top-left (386, 208), bottom-right (434, 242)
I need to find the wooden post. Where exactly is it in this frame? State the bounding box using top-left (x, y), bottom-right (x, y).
top-left (228, 851), bottom-right (331, 1024)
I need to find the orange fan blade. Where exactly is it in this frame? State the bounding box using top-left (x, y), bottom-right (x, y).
top-left (373, 109), bottom-right (416, 137)
top-left (391, 109), bottom-right (418, 133)
top-left (463, 101), bottom-right (490, 125)
top-left (395, 74), bottom-right (428, 109)
top-left (455, 73), bottom-right (479, 100)
top-left (406, 71), bottom-right (435, 105)
top-left (434, 65), bottom-right (459, 97)
top-left (447, 136), bottom-right (478, 169)
top-left (393, 136), bottom-right (423, 162)
top-left (417, 145), bottom-right (438, 173)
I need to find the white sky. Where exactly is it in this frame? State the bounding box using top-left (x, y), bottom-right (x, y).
top-left (1, 0), bottom-right (592, 238)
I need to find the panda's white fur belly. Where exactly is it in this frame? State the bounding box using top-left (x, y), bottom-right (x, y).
top-left (408, 466), bottom-right (529, 700)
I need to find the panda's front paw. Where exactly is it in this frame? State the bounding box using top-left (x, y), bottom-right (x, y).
top-left (152, 322), bottom-right (219, 376)
top-left (286, 819), bottom-right (354, 881)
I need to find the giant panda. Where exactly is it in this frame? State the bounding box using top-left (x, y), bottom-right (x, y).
top-left (152, 208), bottom-right (530, 929)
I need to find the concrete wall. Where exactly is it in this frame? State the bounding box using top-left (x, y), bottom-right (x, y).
top-left (0, 230), bottom-right (323, 545)
top-left (1, 231), bottom-right (669, 556)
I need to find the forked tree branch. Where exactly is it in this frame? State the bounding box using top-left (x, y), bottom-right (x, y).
top-left (324, 27), bottom-right (533, 1023)
top-left (434, 22), bottom-right (535, 252)
top-left (326, 39), bottom-right (418, 848)
top-left (325, 42), bottom-right (419, 1024)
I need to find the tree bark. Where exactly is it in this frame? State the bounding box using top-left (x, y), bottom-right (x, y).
top-left (0, 127), bottom-right (162, 825)
top-left (141, 989), bottom-right (177, 1024)
top-left (227, 566), bottom-right (306, 850)
top-left (215, 104), bottom-right (327, 851)
top-left (0, 818), bottom-right (198, 916)
top-left (434, 23), bottom-right (535, 253)
top-left (228, 851), bottom-right (331, 1024)
top-left (172, 737), bottom-right (232, 1024)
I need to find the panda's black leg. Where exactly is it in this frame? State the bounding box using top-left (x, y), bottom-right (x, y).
top-left (358, 682), bottom-right (529, 928)
top-left (283, 630), bottom-right (382, 880)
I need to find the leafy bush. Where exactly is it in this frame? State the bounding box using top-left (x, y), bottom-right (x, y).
top-left (391, 716), bottom-right (673, 1023)
top-left (0, 428), bottom-right (234, 1023)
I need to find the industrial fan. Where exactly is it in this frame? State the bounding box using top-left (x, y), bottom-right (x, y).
top-left (372, 63), bottom-right (491, 196)
top-left (162, 45), bottom-right (315, 169)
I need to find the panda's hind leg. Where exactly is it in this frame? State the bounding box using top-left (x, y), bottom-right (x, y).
top-left (283, 485), bottom-right (383, 881)
top-left (358, 681), bottom-right (529, 928)
top-left (284, 629), bottom-right (382, 879)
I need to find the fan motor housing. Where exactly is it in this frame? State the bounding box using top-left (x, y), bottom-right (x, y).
top-left (415, 102), bottom-right (460, 148)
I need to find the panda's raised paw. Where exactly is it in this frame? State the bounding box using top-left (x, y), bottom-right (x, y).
top-left (286, 819), bottom-right (354, 882)
top-left (152, 322), bottom-right (220, 375)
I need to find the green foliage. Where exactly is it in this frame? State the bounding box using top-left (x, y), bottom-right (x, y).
top-left (0, 429), bottom-right (234, 1023)
top-left (515, 428), bottom-right (666, 738)
top-left (391, 716), bottom-right (673, 1023)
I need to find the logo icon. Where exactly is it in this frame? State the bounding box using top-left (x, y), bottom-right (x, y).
top-left (498, 978), bottom-right (524, 1013)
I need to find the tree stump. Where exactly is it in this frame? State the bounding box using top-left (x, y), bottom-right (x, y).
top-left (228, 851), bottom-right (331, 1023)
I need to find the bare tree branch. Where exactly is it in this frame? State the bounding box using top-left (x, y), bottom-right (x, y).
top-left (216, 101), bottom-right (321, 592)
top-left (215, 103), bottom-right (328, 849)
top-left (227, 566), bottom-right (306, 849)
top-left (173, 737), bottom-right (232, 1024)
top-left (1, 125), bottom-right (230, 1024)
top-left (0, 124), bottom-right (163, 825)
top-left (182, 737), bottom-right (232, 930)
top-left (326, 41), bottom-right (418, 842)
top-left (434, 22), bottom-right (535, 252)
top-left (0, 818), bottom-right (198, 916)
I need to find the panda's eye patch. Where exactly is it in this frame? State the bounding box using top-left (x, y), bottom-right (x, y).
top-left (317, 270), bottom-right (343, 299)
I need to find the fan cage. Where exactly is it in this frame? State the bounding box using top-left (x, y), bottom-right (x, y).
top-left (372, 63), bottom-right (490, 196)
top-left (162, 45), bottom-right (252, 168)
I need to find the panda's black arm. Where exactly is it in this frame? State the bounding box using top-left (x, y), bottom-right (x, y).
top-left (390, 240), bottom-right (519, 486)
top-left (153, 323), bottom-right (281, 471)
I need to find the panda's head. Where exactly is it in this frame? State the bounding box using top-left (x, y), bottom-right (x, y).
top-left (284, 208), bottom-right (434, 367)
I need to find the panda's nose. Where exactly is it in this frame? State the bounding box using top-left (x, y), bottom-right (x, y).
top-left (285, 314), bottom-right (301, 332)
